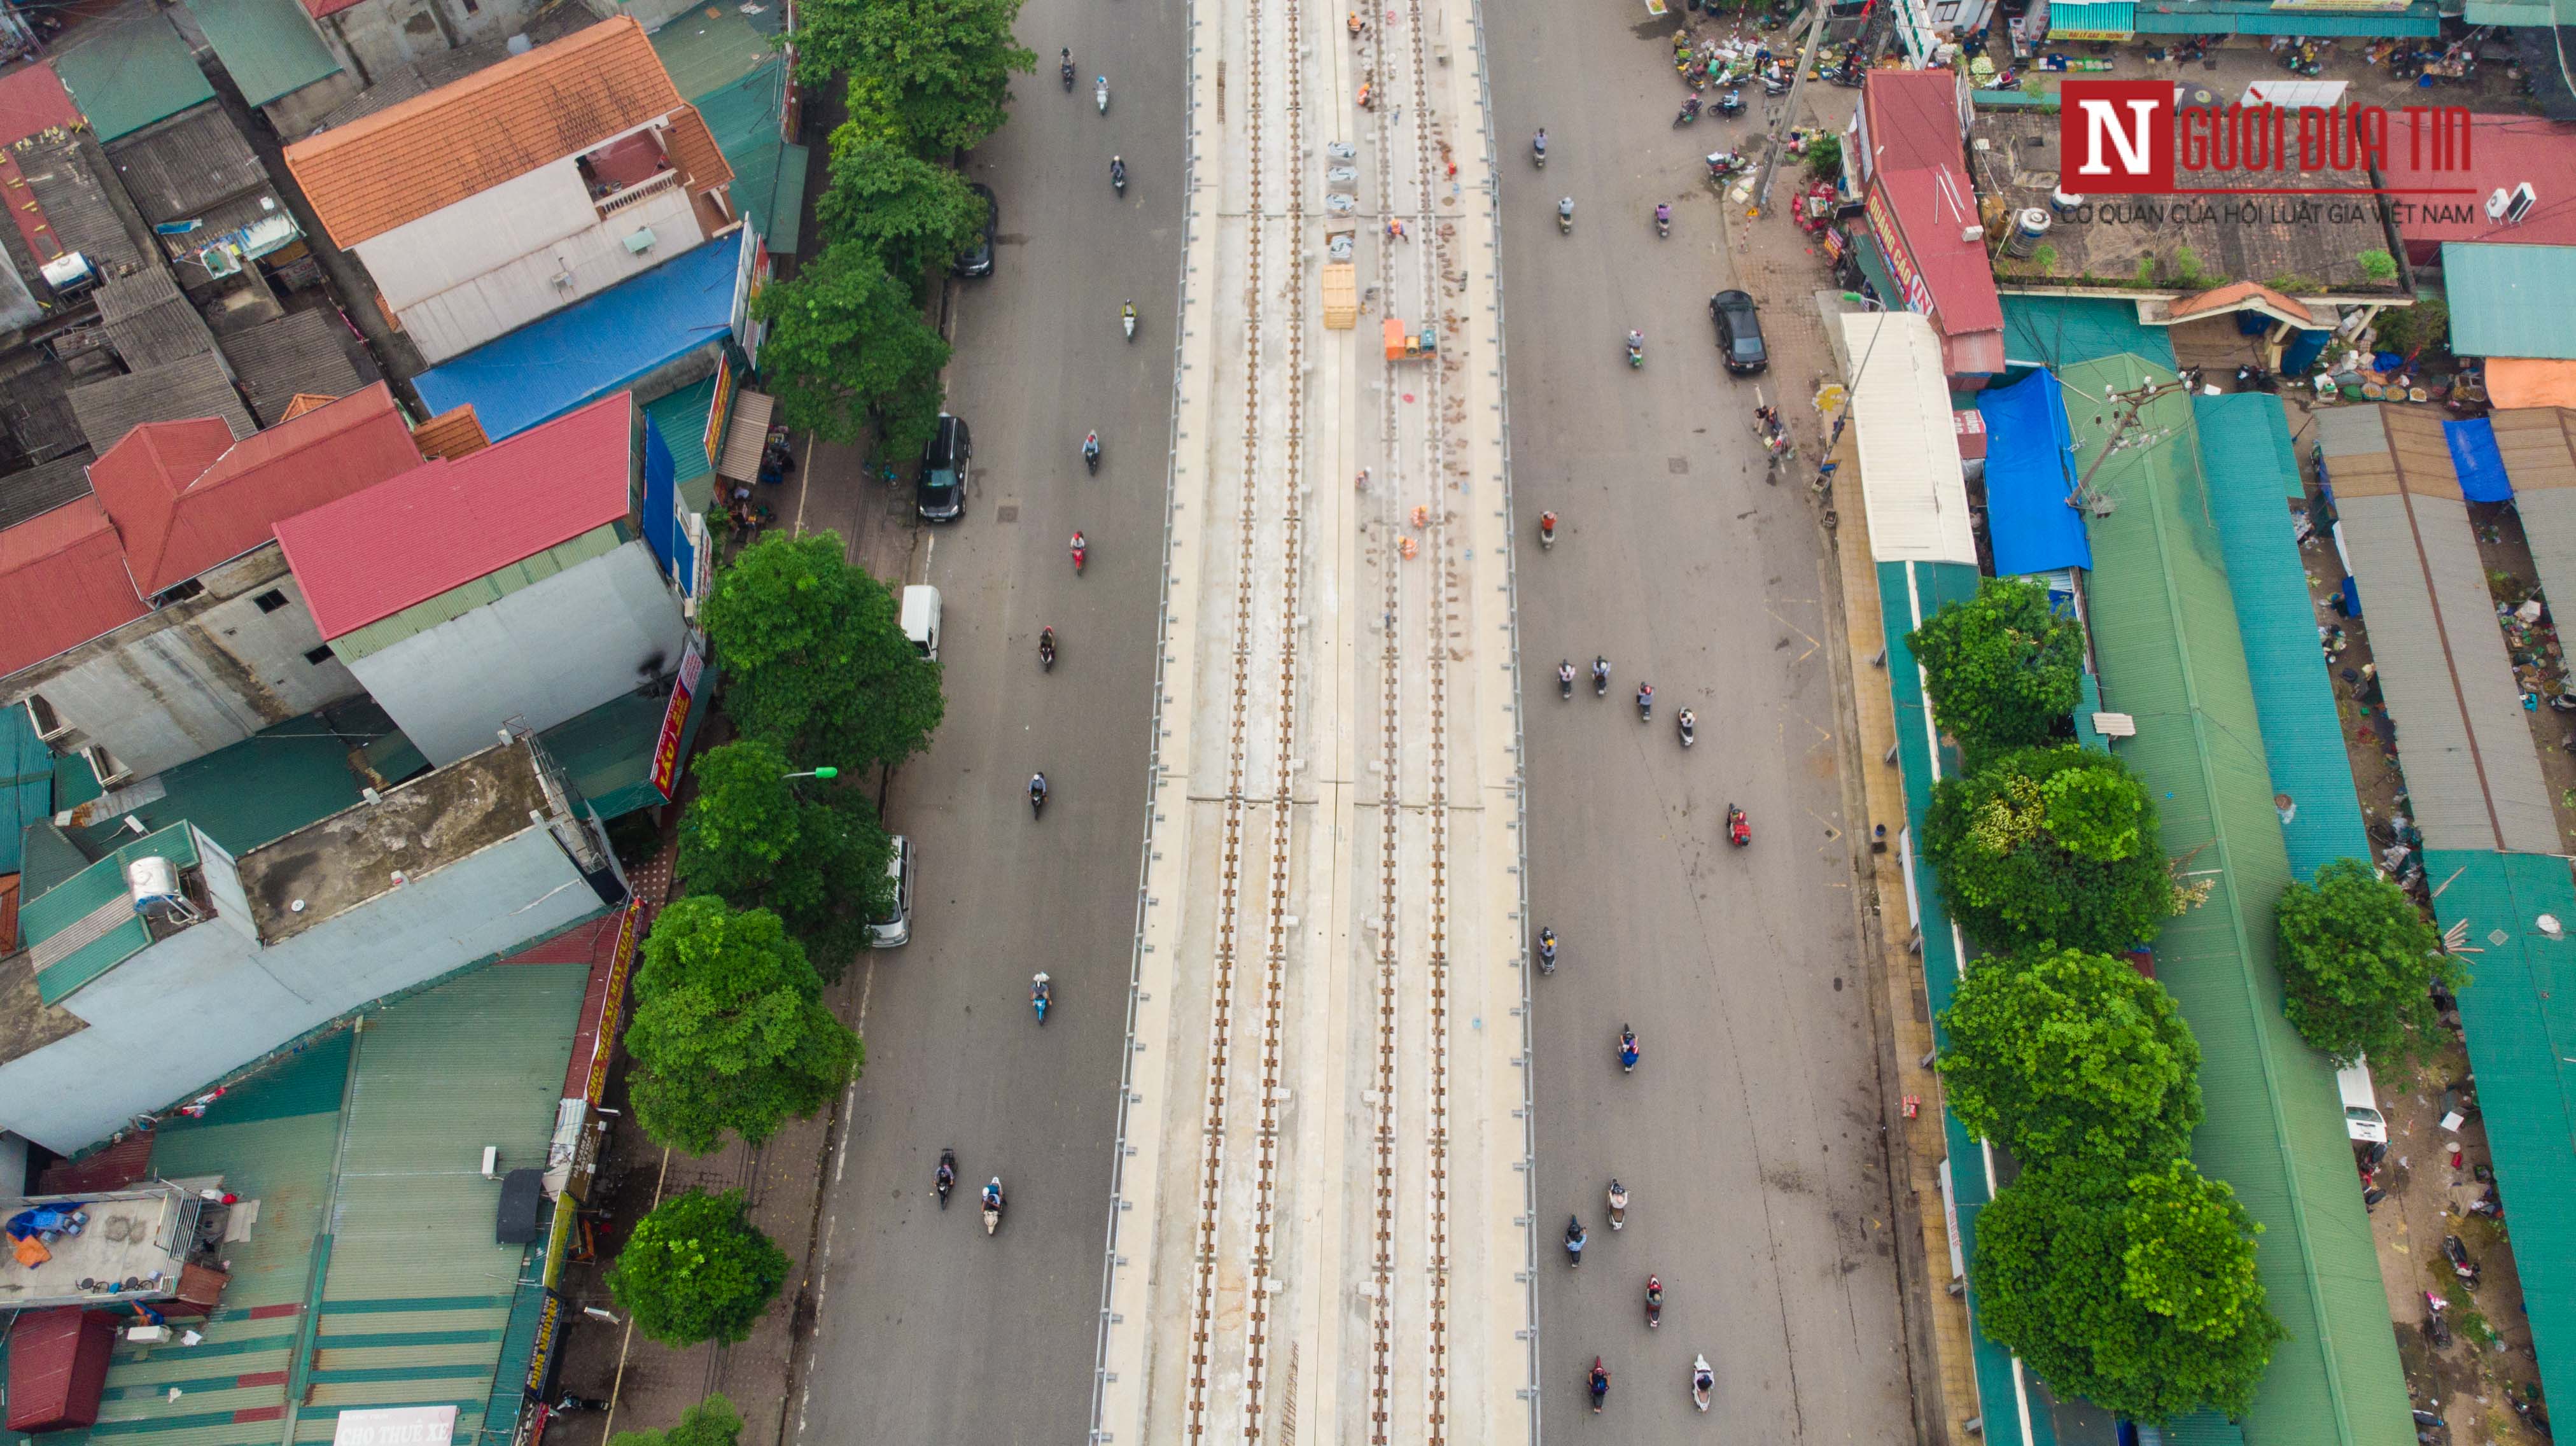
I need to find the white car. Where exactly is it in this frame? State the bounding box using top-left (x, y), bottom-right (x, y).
top-left (869, 835), bottom-right (914, 948)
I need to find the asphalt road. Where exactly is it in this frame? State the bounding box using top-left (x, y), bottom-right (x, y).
top-left (785, 0), bottom-right (1187, 1437)
top-left (1481, 6), bottom-right (1924, 1441)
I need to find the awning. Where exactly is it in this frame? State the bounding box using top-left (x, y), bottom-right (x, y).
top-left (715, 390), bottom-right (778, 482)
top-left (2048, 0), bottom-right (2135, 35)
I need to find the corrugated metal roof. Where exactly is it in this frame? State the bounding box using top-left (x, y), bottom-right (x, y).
top-left (0, 496), bottom-right (149, 674)
top-left (2503, 412), bottom-right (2576, 696)
top-left (184, 0), bottom-right (344, 108)
top-left (276, 393), bottom-right (637, 639)
top-left (0, 701), bottom-right (49, 876)
top-left (2131, 0), bottom-right (2439, 32)
top-left (95, 267), bottom-right (220, 371)
top-left (690, 58), bottom-right (802, 252)
top-left (2464, 0), bottom-right (2548, 22)
top-left (2442, 243), bottom-right (2576, 360)
top-left (2330, 460), bottom-right (2559, 851)
top-left (1841, 311), bottom-right (1978, 565)
top-left (641, 374), bottom-right (716, 484)
top-left (49, 13), bottom-right (217, 144)
top-left (2048, 1), bottom-right (2135, 36)
top-left (24, 823), bottom-right (201, 1003)
top-left (18, 131), bottom-right (148, 277)
top-left (0, 451), bottom-right (98, 530)
top-left (2197, 394), bottom-right (2374, 881)
top-left (106, 104), bottom-right (269, 223)
top-left (223, 307), bottom-right (371, 427)
top-left (2424, 850), bottom-right (2576, 1429)
top-left (412, 230), bottom-right (743, 442)
top-left (2000, 295), bottom-right (2176, 370)
top-left (2069, 354), bottom-right (2414, 1446)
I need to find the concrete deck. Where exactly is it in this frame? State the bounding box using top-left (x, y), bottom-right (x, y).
top-left (1087, 0), bottom-right (1535, 1435)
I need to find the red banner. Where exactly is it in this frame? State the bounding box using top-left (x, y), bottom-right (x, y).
top-left (647, 638), bottom-right (705, 801)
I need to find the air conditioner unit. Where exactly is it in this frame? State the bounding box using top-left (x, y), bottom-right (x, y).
top-left (624, 227), bottom-right (657, 255)
top-left (550, 270), bottom-right (576, 290)
top-left (2486, 186), bottom-right (2510, 220)
top-left (2505, 182), bottom-right (2537, 225)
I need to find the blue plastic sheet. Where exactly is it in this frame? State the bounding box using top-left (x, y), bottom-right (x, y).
top-left (1976, 370), bottom-right (2094, 575)
top-left (2445, 418), bottom-right (2512, 503)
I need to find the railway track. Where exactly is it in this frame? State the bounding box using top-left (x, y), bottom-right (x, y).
top-left (1179, 0), bottom-right (1309, 1431)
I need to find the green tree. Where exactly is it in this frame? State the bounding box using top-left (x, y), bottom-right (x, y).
top-left (1938, 947), bottom-right (2202, 1167)
top-left (677, 739), bottom-right (897, 976)
top-left (606, 1190), bottom-right (789, 1347)
top-left (1905, 577), bottom-right (2085, 766)
top-left (1975, 1158), bottom-right (2283, 1422)
top-left (2374, 296), bottom-right (2450, 363)
top-left (608, 1394), bottom-right (744, 1446)
top-left (794, 0), bottom-right (1033, 157)
top-left (815, 132), bottom-right (990, 289)
top-left (2358, 249), bottom-right (2398, 283)
top-left (751, 242), bottom-right (949, 452)
top-left (624, 897), bottom-right (862, 1154)
top-left (2273, 858), bottom-right (2462, 1067)
top-left (1802, 134), bottom-right (1843, 182)
top-left (1922, 745), bottom-right (2178, 955)
top-left (699, 531), bottom-right (945, 768)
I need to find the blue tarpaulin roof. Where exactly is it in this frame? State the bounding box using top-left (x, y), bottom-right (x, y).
top-left (414, 232), bottom-right (746, 443)
top-left (2446, 418), bottom-right (2513, 502)
top-left (1978, 370), bottom-right (2094, 575)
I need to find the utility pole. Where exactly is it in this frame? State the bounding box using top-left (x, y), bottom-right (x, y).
top-left (1753, 0), bottom-right (1830, 211)
top-left (2068, 375), bottom-right (2194, 511)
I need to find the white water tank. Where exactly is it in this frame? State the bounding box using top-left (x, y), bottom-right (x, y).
top-left (127, 856), bottom-right (182, 913)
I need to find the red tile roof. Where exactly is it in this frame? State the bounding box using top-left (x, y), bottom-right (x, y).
top-left (89, 383), bottom-right (425, 597)
top-left (0, 64), bottom-right (81, 148)
top-left (281, 18), bottom-right (693, 248)
top-left (276, 392), bottom-right (638, 640)
top-left (1859, 68), bottom-right (1963, 181)
top-left (0, 498), bottom-right (149, 675)
top-left (2379, 115), bottom-right (2576, 255)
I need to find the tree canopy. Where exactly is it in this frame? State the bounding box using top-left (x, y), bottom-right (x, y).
top-left (1938, 947), bottom-right (2202, 1168)
top-left (677, 739), bottom-right (897, 976)
top-left (794, 0), bottom-right (1033, 157)
top-left (607, 1191), bottom-right (789, 1347)
top-left (815, 134), bottom-right (989, 290)
top-left (624, 897), bottom-right (862, 1154)
top-left (1973, 1158), bottom-right (2284, 1423)
top-left (1905, 577), bottom-right (2085, 767)
top-left (699, 531), bottom-right (944, 768)
top-left (749, 242), bottom-right (950, 452)
top-left (608, 1394), bottom-right (744, 1446)
top-left (2274, 857), bottom-right (2463, 1067)
top-left (1922, 745), bottom-right (2178, 955)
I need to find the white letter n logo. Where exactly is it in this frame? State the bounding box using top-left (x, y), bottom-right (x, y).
top-left (2076, 99), bottom-right (2157, 176)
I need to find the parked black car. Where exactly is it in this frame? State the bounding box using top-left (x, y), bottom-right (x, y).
top-left (955, 183), bottom-right (997, 278)
top-left (1708, 289), bottom-right (1768, 376)
top-left (919, 413), bottom-right (971, 521)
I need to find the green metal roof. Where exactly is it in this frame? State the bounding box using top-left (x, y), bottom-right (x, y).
top-left (1, 701), bottom-right (50, 875)
top-left (25, 824), bottom-right (202, 1004)
top-left (183, 0), bottom-right (341, 107)
top-left (537, 658), bottom-right (720, 819)
top-left (644, 373), bottom-right (719, 507)
top-left (690, 58), bottom-right (804, 253)
top-left (2002, 296), bottom-right (2178, 372)
top-left (50, 15), bottom-right (216, 143)
top-left (2462, 0), bottom-right (2548, 23)
top-left (2131, 0), bottom-right (2439, 32)
top-left (647, 0), bottom-right (783, 101)
top-left (2194, 394), bottom-right (2372, 882)
top-left (64, 703), bottom-right (389, 859)
top-left (2071, 354), bottom-right (2412, 1446)
top-left (2049, 1), bottom-right (2136, 35)
top-left (2424, 850), bottom-right (2576, 1424)
top-left (2441, 243), bottom-right (2576, 361)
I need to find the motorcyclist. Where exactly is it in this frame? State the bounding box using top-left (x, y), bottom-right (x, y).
top-left (1678, 707), bottom-right (1697, 744)
top-left (1655, 202), bottom-right (1672, 227)
top-left (1083, 430), bottom-right (1102, 463)
top-left (1592, 655), bottom-right (1611, 689)
top-left (1692, 1359), bottom-right (1716, 1407)
top-left (1032, 972), bottom-right (1051, 1014)
top-left (1539, 509), bottom-right (1557, 542)
top-left (1060, 47), bottom-right (1074, 84)
top-left (935, 1150), bottom-right (956, 1202)
top-left (1537, 927), bottom-right (1557, 971)
top-left (1627, 328), bottom-right (1645, 355)
top-left (1564, 1215), bottom-right (1588, 1265)
top-left (983, 1177), bottom-right (1005, 1210)
top-left (1588, 1358), bottom-right (1611, 1412)
top-left (1039, 626), bottom-right (1057, 667)
top-left (1646, 1274), bottom-right (1663, 1324)
top-left (1636, 682), bottom-right (1654, 714)
top-left (1070, 530), bottom-right (1088, 561)
top-left (1558, 195), bottom-right (1575, 223)
top-left (1030, 773), bottom-right (1050, 807)
top-left (1110, 155), bottom-right (1126, 186)
top-left (1532, 127), bottom-right (1547, 159)
top-left (1557, 659), bottom-right (1575, 692)
top-left (1618, 1025), bottom-right (1641, 1070)
top-left (1728, 803), bottom-right (1751, 846)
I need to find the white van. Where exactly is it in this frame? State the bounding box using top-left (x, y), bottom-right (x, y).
top-left (2337, 1061), bottom-right (2388, 1144)
top-left (900, 586), bottom-right (942, 661)
top-left (869, 835), bottom-right (914, 948)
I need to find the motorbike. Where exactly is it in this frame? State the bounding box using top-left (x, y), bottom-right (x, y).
top-left (1727, 804), bottom-right (1751, 848)
top-left (982, 1179), bottom-right (1006, 1236)
top-left (1123, 302), bottom-right (1138, 341)
top-left (1095, 76), bottom-right (1110, 113)
top-left (2510, 1393), bottom-right (2548, 1437)
top-left (1557, 661), bottom-right (1574, 700)
top-left (1655, 206), bottom-right (1671, 239)
top-left (1645, 1275), bottom-right (1663, 1330)
top-left (2424, 1291), bottom-right (2452, 1349)
top-left (1032, 971), bottom-right (1052, 1025)
top-left (1040, 626), bottom-right (1057, 671)
top-left (1565, 1216), bottom-right (1588, 1269)
top-left (935, 1149), bottom-right (957, 1209)
top-left (1678, 710), bottom-right (1696, 748)
top-left (1618, 1025), bottom-right (1641, 1074)
top-left (1607, 1179), bottom-right (1627, 1230)
top-left (1084, 432), bottom-right (1102, 474)
top-left (1626, 331), bottom-right (1645, 369)
top-left (1636, 684), bottom-right (1653, 722)
top-left (1761, 71), bottom-right (1789, 95)
top-left (1588, 1358), bottom-right (1611, 1414)
top-left (1558, 199), bottom-right (1574, 235)
top-left (1110, 157), bottom-right (1126, 193)
top-left (1537, 928), bottom-right (1558, 974)
top-left (1706, 150), bottom-right (1747, 183)
top-left (1593, 657), bottom-right (1610, 698)
top-left (1691, 1357), bottom-right (1715, 1412)
top-left (1674, 95), bottom-right (1700, 127)
top-left (1714, 87), bottom-right (1744, 117)
top-left (1070, 531), bottom-right (1088, 574)
top-left (2444, 1235), bottom-right (2480, 1286)
top-left (1030, 773), bottom-right (1049, 818)
top-left (1539, 511), bottom-right (1557, 549)
top-left (2468, 1184), bottom-right (2503, 1219)
top-left (1061, 52), bottom-right (1075, 88)
top-left (1532, 130), bottom-right (1547, 169)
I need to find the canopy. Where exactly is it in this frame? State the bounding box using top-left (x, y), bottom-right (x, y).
top-left (2445, 418), bottom-right (2513, 502)
top-left (1976, 370), bottom-right (2093, 575)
